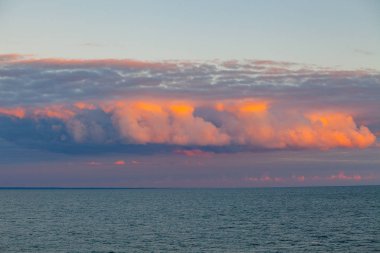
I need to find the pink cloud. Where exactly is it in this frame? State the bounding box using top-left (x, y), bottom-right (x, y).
top-left (114, 160), bottom-right (126, 165)
top-left (328, 171), bottom-right (362, 181)
top-left (292, 175), bottom-right (305, 182)
top-left (245, 173), bottom-right (376, 185)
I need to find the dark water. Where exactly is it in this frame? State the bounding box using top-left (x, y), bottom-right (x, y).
top-left (0, 186), bottom-right (379, 252)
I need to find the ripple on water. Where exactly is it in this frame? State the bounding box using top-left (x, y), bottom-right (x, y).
top-left (0, 186), bottom-right (379, 252)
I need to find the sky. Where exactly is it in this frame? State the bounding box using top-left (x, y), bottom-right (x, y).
top-left (0, 0), bottom-right (379, 187)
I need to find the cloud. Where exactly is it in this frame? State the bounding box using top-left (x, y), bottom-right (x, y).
top-left (114, 160), bottom-right (126, 165)
top-left (0, 107), bottom-right (25, 118)
top-left (80, 42), bottom-right (104, 48)
top-left (105, 100), bottom-right (230, 146)
top-left (244, 171), bottom-right (376, 185)
top-left (86, 161), bottom-right (102, 166)
top-left (1, 54), bottom-right (379, 108)
top-left (245, 176), bottom-right (285, 183)
top-left (0, 54), bottom-right (378, 154)
top-left (327, 171), bottom-right (363, 181)
top-left (0, 99), bottom-right (375, 151)
top-left (354, 49), bottom-right (374, 56)
top-left (174, 149), bottom-right (214, 157)
top-left (293, 175), bottom-right (305, 182)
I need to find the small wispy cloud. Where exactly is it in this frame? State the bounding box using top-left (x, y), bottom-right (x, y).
top-left (174, 149), bottom-right (214, 157)
top-left (354, 49), bottom-right (374, 56)
top-left (86, 161), bottom-right (102, 166)
top-left (80, 42), bottom-right (104, 47)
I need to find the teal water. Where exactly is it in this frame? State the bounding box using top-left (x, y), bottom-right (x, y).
top-left (0, 186), bottom-right (379, 252)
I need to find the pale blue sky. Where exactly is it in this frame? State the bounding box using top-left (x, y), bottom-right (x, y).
top-left (1, 0), bottom-right (379, 69)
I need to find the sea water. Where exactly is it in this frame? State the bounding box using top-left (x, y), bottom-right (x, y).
top-left (0, 186), bottom-right (379, 252)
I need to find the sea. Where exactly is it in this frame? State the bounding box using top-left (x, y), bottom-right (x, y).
top-left (0, 186), bottom-right (379, 252)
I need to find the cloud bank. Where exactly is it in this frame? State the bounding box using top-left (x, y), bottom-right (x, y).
top-left (0, 54), bottom-right (378, 153)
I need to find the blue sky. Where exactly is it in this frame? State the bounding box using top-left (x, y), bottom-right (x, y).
top-left (0, 0), bottom-right (379, 187)
top-left (1, 0), bottom-right (379, 69)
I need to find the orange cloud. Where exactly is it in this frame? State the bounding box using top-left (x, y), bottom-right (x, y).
top-left (74, 102), bottom-right (96, 110)
top-left (215, 100), bottom-right (268, 115)
top-left (0, 107), bottom-right (25, 118)
top-left (0, 105), bottom-right (79, 121)
top-left (32, 105), bottom-right (76, 121)
top-left (107, 100), bottom-right (230, 145)
top-left (217, 104), bottom-right (375, 149)
top-left (295, 112), bottom-right (376, 149)
top-left (169, 104), bottom-right (194, 115)
top-left (0, 98), bottom-right (375, 150)
top-left (133, 101), bottom-right (163, 113)
top-left (238, 101), bottom-right (268, 114)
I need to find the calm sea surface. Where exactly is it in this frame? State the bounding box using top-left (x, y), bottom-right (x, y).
top-left (0, 186), bottom-right (379, 252)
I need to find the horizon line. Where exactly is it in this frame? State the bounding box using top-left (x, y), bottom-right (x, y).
top-left (0, 184), bottom-right (379, 190)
